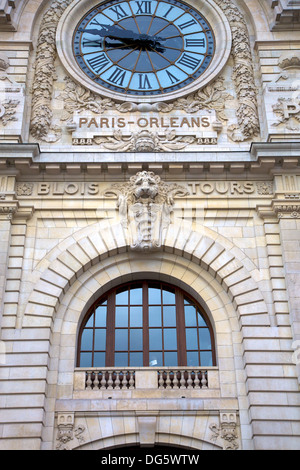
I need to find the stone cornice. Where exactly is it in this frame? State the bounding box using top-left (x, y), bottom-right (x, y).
top-left (0, 143), bottom-right (299, 178)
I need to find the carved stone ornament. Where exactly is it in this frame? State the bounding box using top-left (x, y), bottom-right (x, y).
top-left (0, 99), bottom-right (19, 126)
top-left (104, 171), bottom-right (189, 251)
top-left (275, 204), bottom-right (300, 219)
top-left (272, 96), bottom-right (300, 131)
top-left (209, 412), bottom-right (239, 450)
top-left (56, 413), bottom-right (86, 450)
top-left (93, 129), bottom-right (197, 152)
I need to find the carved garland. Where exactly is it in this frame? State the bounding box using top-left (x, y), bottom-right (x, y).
top-left (30, 0), bottom-right (73, 142)
top-left (30, 0), bottom-right (260, 144)
top-left (214, 0), bottom-right (260, 142)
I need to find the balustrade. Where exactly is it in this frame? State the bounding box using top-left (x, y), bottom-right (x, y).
top-left (83, 368), bottom-right (209, 391)
top-left (85, 370), bottom-right (135, 390)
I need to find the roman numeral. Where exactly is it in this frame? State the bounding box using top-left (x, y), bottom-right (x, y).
top-left (178, 19), bottom-right (197, 30)
top-left (109, 4), bottom-right (128, 19)
top-left (166, 70), bottom-right (179, 84)
top-left (163, 6), bottom-right (174, 18)
top-left (135, 1), bottom-right (152, 14)
top-left (87, 54), bottom-right (110, 73)
top-left (138, 74), bottom-right (152, 89)
top-left (185, 38), bottom-right (205, 48)
top-left (83, 39), bottom-right (102, 48)
top-left (177, 53), bottom-right (201, 70)
top-left (90, 17), bottom-right (102, 27)
top-left (107, 67), bottom-right (126, 86)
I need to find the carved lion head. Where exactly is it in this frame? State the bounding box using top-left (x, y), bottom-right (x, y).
top-left (131, 171), bottom-right (160, 200)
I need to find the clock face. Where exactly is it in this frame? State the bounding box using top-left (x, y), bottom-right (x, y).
top-left (73, 0), bottom-right (215, 97)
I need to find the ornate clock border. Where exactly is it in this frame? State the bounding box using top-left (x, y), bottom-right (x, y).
top-left (29, 0), bottom-right (260, 146)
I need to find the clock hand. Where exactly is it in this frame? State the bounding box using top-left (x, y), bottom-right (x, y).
top-left (79, 25), bottom-right (166, 50)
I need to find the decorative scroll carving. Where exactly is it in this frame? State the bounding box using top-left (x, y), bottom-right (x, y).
top-left (214, 0), bottom-right (260, 142)
top-left (104, 171), bottom-right (189, 251)
top-left (93, 129), bottom-right (197, 152)
top-left (30, 0), bottom-right (73, 142)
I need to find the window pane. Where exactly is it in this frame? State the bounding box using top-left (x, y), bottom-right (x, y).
top-left (115, 352), bottom-right (128, 367)
top-left (80, 352), bottom-right (92, 367)
top-left (186, 328), bottom-right (198, 350)
top-left (95, 307), bottom-right (106, 327)
top-left (115, 329), bottom-right (128, 351)
top-left (187, 351), bottom-right (199, 366)
top-left (81, 329), bottom-right (93, 350)
top-left (115, 306), bottom-right (128, 327)
top-left (149, 329), bottom-right (163, 350)
top-left (185, 305), bottom-right (197, 326)
top-left (94, 352), bottom-right (106, 367)
top-left (130, 287), bottom-right (143, 305)
top-left (149, 351), bottom-right (163, 367)
top-left (163, 305), bottom-right (176, 327)
top-left (94, 329), bottom-right (106, 350)
top-left (198, 312), bottom-right (207, 327)
top-left (130, 306), bottom-right (143, 327)
top-left (164, 351), bottom-right (178, 367)
top-left (199, 328), bottom-right (212, 350)
top-left (149, 306), bottom-right (162, 327)
top-left (148, 287), bottom-right (161, 304)
top-left (85, 314), bottom-right (94, 328)
top-left (116, 289), bottom-right (128, 305)
top-left (200, 351), bottom-right (213, 366)
top-left (130, 352), bottom-right (143, 367)
top-left (164, 328), bottom-right (177, 350)
top-left (130, 329), bottom-right (143, 351)
top-left (162, 288), bottom-right (175, 304)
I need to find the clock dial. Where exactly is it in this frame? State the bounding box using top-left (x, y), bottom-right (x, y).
top-left (73, 0), bottom-right (215, 96)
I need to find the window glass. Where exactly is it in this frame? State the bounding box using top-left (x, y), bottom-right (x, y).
top-left (78, 281), bottom-right (215, 368)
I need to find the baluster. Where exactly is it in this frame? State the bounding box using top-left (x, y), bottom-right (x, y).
top-left (201, 370), bottom-right (208, 389)
top-left (107, 370), bottom-right (114, 390)
top-left (180, 370), bottom-right (186, 389)
top-left (194, 370), bottom-right (200, 389)
top-left (187, 370), bottom-right (193, 389)
top-left (129, 370), bottom-right (135, 389)
top-left (115, 371), bottom-right (121, 390)
top-left (86, 371), bottom-right (93, 390)
top-left (100, 370), bottom-right (106, 390)
top-left (93, 371), bottom-right (99, 390)
top-left (172, 371), bottom-right (179, 389)
top-left (121, 370), bottom-right (127, 389)
top-left (158, 370), bottom-right (164, 389)
top-left (165, 371), bottom-right (171, 390)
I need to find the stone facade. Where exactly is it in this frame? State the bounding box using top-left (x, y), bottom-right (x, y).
top-left (0, 0), bottom-right (300, 451)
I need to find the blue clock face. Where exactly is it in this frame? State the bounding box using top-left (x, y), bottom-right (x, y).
top-left (73, 0), bottom-right (215, 96)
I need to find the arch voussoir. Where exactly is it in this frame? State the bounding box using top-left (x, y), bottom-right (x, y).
top-left (22, 222), bottom-right (270, 328)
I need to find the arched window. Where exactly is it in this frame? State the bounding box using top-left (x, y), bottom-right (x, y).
top-left (77, 281), bottom-right (216, 368)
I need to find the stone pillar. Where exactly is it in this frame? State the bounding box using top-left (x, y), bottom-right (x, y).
top-left (0, 175), bottom-right (18, 333)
